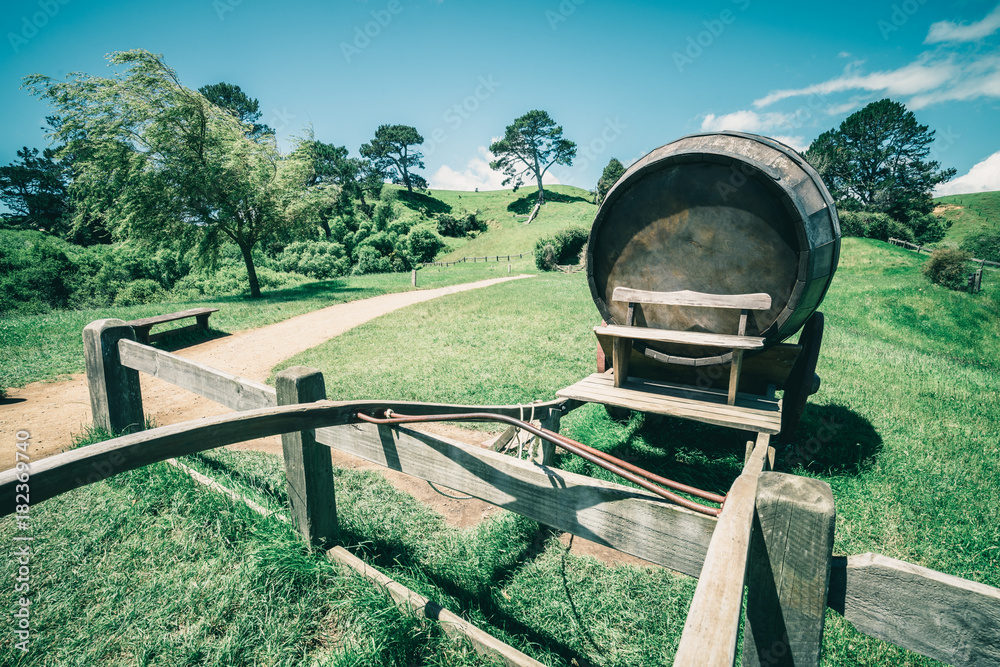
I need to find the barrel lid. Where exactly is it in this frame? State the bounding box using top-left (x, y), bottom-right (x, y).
top-left (587, 131), bottom-right (839, 358)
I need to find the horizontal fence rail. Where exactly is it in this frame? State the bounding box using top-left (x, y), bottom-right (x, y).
top-left (423, 252), bottom-right (526, 267)
top-left (60, 323), bottom-right (1000, 667)
top-left (888, 237), bottom-right (1000, 268)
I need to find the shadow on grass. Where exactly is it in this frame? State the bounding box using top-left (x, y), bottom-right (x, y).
top-left (195, 447), bottom-right (595, 665)
top-left (343, 524), bottom-right (597, 667)
top-left (397, 191), bottom-right (453, 216)
top-left (197, 279), bottom-right (371, 305)
top-left (565, 401), bottom-right (882, 497)
top-left (153, 328), bottom-right (231, 352)
top-left (775, 403), bottom-right (883, 476)
top-left (506, 190), bottom-right (591, 215)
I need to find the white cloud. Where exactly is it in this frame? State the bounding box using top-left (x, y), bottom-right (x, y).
top-left (429, 146), bottom-right (560, 191)
top-left (699, 111), bottom-right (806, 151)
top-left (769, 136), bottom-right (810, 153)
top-left (925, 4), bottom-right (1000, 43)
top-left (700, 110), bottom-right (795, 133)
top-left (934, 150), bottom-right (1000, 196)
top-left (908, 56), bottom-right (1000, 108)
top-left (753, 59), bottom-right (958, 108)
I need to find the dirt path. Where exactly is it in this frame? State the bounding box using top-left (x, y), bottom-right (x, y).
top-left (1, 273), bottom-right (654, 567)
top-left (1, 275), bottom-right (532, 464)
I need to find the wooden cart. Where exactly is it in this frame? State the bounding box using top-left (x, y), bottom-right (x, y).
top-left (559, 131), bottom-right (839, 447)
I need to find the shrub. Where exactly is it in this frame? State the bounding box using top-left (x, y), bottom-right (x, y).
top-left (0, 231), bottom-right (76, 313)
top-left (839, 211), bottom-right (913, 242)
top-left (113, 279), bottom-right (167, 306)
top-left (533, 227), bottom-right (589, 271)
top-left (436, 211), bottom-right (485, 237)
top-left (922, 247), bottom-right (972, 291)
top-left (908, 212), bottom-right (949, 244)
top-left (960, 231), bottom-right (1000, 263)
top-left (407, 228), bottom-right (444, 263)
top-left (352, 245), bottom-right (392, 275)
top-left (172, 265), bottom-right (305, 297)
top-left (277, 241), bottom-right (350, 279)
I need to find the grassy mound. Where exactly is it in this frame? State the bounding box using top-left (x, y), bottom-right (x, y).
top-left (934, 190), bottom-right (1000, 245)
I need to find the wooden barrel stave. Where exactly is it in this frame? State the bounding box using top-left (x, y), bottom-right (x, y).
top-left (587, 131), bottom-right (840, 362)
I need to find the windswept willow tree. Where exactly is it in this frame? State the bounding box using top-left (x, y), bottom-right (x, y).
top-left (25, 50), bottom-right (305, 298)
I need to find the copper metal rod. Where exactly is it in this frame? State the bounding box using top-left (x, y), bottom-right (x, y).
top-left (541, 429), bottom-right (727, 505)
top-left (384, 410), bottom-right (724, 504)
top-left (354, 409), bottom-right (722, 517)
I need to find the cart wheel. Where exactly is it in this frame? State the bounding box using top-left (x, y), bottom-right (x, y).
top-left (779, 311), bottom-right (824, 441)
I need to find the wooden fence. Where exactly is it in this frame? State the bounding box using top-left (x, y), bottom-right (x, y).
top-left (888, 237), bottom-right (1000, 269)
top-left (2, 317), bottom-right (999, 666)
top-left (423, 252), bottom-right (526, 267)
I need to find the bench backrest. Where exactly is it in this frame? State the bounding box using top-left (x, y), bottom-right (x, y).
top-left (611, 287), bottom-right (771, 312)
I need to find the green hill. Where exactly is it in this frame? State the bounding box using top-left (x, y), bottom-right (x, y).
top-left (933, 190), bottom-right (1000, 245)
top-left (395, 184), bottom-right (597, 264)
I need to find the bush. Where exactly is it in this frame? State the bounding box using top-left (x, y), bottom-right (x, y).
top-left (0, 231), bottom-right (76, 314)
top-left (839, 211), bottom-right (913, 242)
top-left (407, 228), bottom-right (444, 263)
top-left (113, 279), bottom-right (167, 306)
top-left (922, 247), bottom-right (972, 291)
top-left (352, 245), bottom-right (392, 275)
top-left (436, 211), bottom-right (485, 237)
top-left (961, 231), bottom-right (1000, 263)
top-left (533, 227), bottom-right (589, 271)
top-left (277, 241), bottom-right (350, 279)
top-left (909, 212), bottom-right (949, 245)
top-left (173, 265), bottom-right (306, 297)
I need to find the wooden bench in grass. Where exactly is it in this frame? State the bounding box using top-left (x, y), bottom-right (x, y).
top-left (558, 287), bottom-right (786, 435)
top-left (126, 307), bottom-right (219, 345)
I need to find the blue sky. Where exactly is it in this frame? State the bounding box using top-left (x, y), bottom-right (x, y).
top-left (2, 0), bottom-right (999, 195)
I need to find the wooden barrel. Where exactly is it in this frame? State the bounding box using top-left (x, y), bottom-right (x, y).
top-left (587, 131), bottom-right (840, 363)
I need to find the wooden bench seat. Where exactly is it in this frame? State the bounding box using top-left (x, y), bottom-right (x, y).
top-left (557, 371), bottom-right (782, 435)
top-left (126, 307), bottom-right (219, 345)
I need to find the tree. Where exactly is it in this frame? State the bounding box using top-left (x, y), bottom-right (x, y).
top-left (804, 99), bottom-right (955, 223)
top-left (26, 49), bottom-right (305, 298)
top-left (489, 110), bottom-right (576, 205)
top-left (198, 82), bottom-right (274, 141)
top-left (360, 124), bottom-right (426, 195)
top-left (596, 157), bottom-right (626, 204)
top-left (0, 147), bottom-right (70, 236)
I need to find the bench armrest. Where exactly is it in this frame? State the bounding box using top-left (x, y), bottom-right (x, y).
top-left (596, 325), bottom-right (765, 350)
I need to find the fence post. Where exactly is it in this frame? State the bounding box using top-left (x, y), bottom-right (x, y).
top-left (743, 472), bottom-right (836, 667)
top-left (411, 269), bottom-right (417, 287)
top-left (83, 319), bottom-right (144, 434)
top-left (533, 407), bottom-right (561, 466)
top-left (276, 366), bottom-right (337, 547)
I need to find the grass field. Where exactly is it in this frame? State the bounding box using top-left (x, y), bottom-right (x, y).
top-left (0, 263), bottom-right (523, 391)
top-left (4, 177), bottom-right (1000, 666)
top-left (5, 236), bottom-right (998, 665)
top-left (934, 190), bottom-right (1000, 245)
top-left (1, 185), bottom-right (596, 392)
top-left (399, 184), bottom-right (596, 261)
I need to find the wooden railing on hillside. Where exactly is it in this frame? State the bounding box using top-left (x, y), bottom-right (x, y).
top-left (889, 237), bottom-right (1000, 268)
top-left (423, 252), bottom-right (526, 267)
top-left (3, 318), bottom-right (999, 666)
